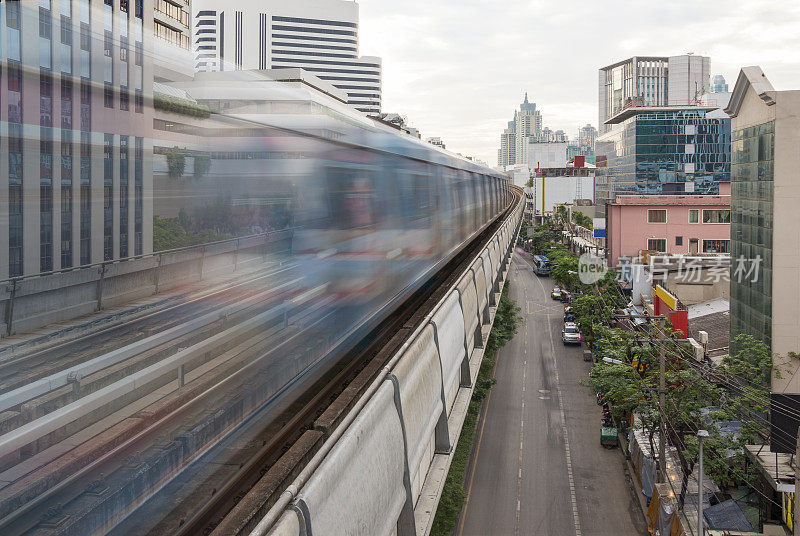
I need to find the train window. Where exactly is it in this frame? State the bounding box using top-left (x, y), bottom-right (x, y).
top-left (327, 167), bottom-right (375, 230)
top-left (399, 172), bottom-right (431, 227)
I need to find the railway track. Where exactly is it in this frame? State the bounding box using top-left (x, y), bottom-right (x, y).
top-left (0, 192), bottom-right (520, 536)
top-left (0, 260), bottom-right (295, 394)
top-left (166, 191), bottom-right (521, 536)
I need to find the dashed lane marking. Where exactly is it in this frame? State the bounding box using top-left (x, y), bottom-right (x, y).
top-left (545, 314), bottom-right (583, 536)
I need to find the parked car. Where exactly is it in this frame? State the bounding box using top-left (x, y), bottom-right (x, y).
top-left (562, 322), bottom-right (582, 345)
top-left (560, 290), bottom-right (572, 303)
top-left (564, 306), bottom-right (576, 322)
top-left (551, 287), bottom-right (562, 300)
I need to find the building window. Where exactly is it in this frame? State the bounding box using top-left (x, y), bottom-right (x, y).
top-left (104, 134), bottom-right (114, 261)
top-left (702, 209), bottom-right (730, 224)
top-left (120, 86), bottom-right (129, 110)
top-left (647, 238), bottom-right (666, 252)
top-left (675, 236), bottom-right (683, 246)
top-left (703, 239), bottom-right (730, 253)
top-left (647, 209), bottom-right (667, 224)
top-left (104, 82), bottom-right (114, 107)
top-left (134, 89), bottom-right (143, 113)
top-left (688, 209), bottom-right (699, 223)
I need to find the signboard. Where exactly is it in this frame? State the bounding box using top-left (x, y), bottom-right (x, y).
top-left (654, 284), bottom-right (677, 310)
top-left (592, 218), bottom-right (605, 230)
top-left (593, 229), bottom-right (606, 238)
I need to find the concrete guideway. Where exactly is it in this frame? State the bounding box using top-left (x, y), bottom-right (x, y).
top-left (458, 251), bottom-right (647, 536)
top-left (250, 192), bottom-right (524, 536)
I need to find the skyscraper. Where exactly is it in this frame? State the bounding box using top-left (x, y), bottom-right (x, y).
top-left (1, 0), bottom-right (155, 279)
top-left (154, 0), bottom-right (190, 50)
top-left (192, 0), bottom-right (381, 114)
top-left (726, 66), bottom-right (800, 454)
top-left (578, 124), bottom-right (597, 152)
top-left (497, 93), bottom-right (542, 168)
top-left (711, 74), bottom-right (729, 93)
top-left (598, 54), bottom-right (711, 133)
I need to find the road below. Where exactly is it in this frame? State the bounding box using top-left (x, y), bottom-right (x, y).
top-left (458, 249), bottom-right (648, 536)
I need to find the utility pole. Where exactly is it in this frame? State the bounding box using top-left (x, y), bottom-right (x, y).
top-left (795, 426), bottom-right (799, 536)
top-left (659, 320), bottom-right (667, 482)
top-left (697, 429), bottom-right (709, 536)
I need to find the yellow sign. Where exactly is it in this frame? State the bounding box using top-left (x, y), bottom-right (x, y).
top-left (783, 491), bottom-right (793, 531)
top-left (655, 285), bottom-right (677, 311)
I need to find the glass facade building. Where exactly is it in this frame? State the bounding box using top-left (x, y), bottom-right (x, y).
top-left (730, 120), bottom-right (774, 346)
top-left (595, 108), bottom-right (730, 215)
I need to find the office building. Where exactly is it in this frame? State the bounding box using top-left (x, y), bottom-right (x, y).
top-left (1, 0), bottom-right (155, 280)
top-left (595, 106), bottom-right (730, 217)
top-left (578, 124), bottom-right (598, 152)
top-left (497, 122), bottom-right (515, 168)
top-left (192, 0), bottom-right (381, 114)
top-left (598, 54), bottom-right (711, 133)
top-left (725, 68), bottom-right (800, 453)
top-left (606, 182), bottom-right (731, 265)
top-left (497, 93), bottom-right (543, 168)
top-left (711, 74), bottom-right (728, 93)
top-left (154, 0), bottom-right (190, 50)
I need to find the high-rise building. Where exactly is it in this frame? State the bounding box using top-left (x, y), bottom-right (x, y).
top-left (497, 122), bottom-right (515, 168)
top-left (1, 0), bottom-right (155, 279)
top-left (711, 74), bottom-right (728, 93)
top-left (594, 106), bottom-right (730, 215)
top-left (191, 0), bottom-right (381, 114)
top-left (726, 66), bottom-right (800, 454)
top-left (578, 124), bottom-right (598, 152)
top-left (154, 0), bottom-right (190, 50)
top-left (497, 93), bottom-right (543, 168)
top-left (515, 94), bottom-right (542, 165)
top-left (598, 54), bottom-right (711, 133)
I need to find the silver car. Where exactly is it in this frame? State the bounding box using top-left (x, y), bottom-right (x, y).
top-left (562, 322), bottom-right (582, 345)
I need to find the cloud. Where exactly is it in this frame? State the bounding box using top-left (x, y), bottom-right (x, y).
top-left (358, 0), bottom-right (800, 165)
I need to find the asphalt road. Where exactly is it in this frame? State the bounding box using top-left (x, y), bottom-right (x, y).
top-left (458, 249), bottom-right (648, 536)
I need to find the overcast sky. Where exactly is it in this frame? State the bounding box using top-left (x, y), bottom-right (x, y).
top-left (358, 0), bottom-right (800, 166)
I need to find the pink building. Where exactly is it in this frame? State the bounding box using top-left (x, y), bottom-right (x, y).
top-left (606, 182), bottom-right (731, 266)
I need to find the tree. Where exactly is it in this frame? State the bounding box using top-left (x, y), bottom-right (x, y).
top-left (573, 211), bottom-right (593, 229)
top-left (194, 154), bottom-right (211, 178)
top-left (166, 147), bottom-right (186, 178)
top-left (153, 215), bottom-right (189, 251)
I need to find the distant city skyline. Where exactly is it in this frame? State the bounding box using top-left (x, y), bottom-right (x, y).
top-left (358, 0), bottom-right (800, 165)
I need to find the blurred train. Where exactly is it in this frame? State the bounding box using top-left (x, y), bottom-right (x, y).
top-left (291, 121), bottom-right (511, 321)
top-left (154, 71), bottom-right (512, 325)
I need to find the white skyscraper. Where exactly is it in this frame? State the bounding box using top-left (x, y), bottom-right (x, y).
top-left (192, 0), bottom-right (381, 114)
top-left (598, 54), bottom-right (710, 133)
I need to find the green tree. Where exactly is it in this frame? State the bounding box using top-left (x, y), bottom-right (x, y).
top-left (153, 215), bottom-right (189, 251)
top-left (166, 147), bottom-right (186, 178)
top-left (194, 154), bottom-right (211, 178)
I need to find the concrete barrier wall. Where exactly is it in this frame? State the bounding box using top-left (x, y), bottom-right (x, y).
top-left (471, 260), bottom-right (488, 324)
top-left (391, 325), bottom-right (446, 503)
top-left (295, 381), bottom-right (409, 536)
top-left (0, 230), bottom-right (291, 337)
top-left (430, 292), bottom-right (466, 414)
top-left (455, 272), bottom-right (480, 361)
top-left (263, 189), bottom-right (523, 536)
top-left (480, 251), bottom-right (495, 306)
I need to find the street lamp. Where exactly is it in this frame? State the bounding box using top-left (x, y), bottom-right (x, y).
top-left (697, 429), bottom-right (709, 536)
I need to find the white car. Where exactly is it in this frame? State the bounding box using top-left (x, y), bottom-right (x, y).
top-left (562, 322), bottom-right (582, 345)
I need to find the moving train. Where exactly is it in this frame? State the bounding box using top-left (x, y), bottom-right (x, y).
top-left (290, 116), bottom-right (511, 322)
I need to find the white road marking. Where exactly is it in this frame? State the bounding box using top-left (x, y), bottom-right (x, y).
top-left (545, 314), bottom-right (583, 536)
